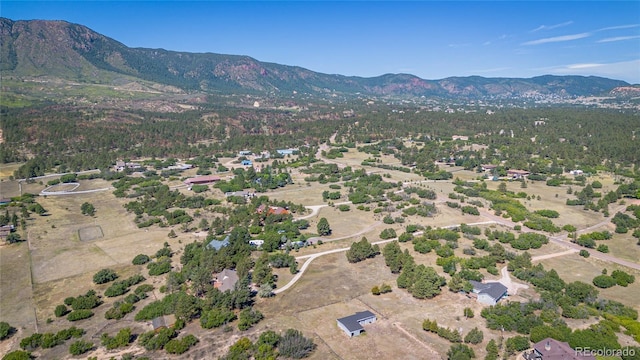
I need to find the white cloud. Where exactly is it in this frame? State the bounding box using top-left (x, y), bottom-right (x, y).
top-left (530, 21), bottom-right (574, 32)
top-left (543, 59), bottom-right (640, 83)
top-left (597, 24), bottom-right (640, 32)
top-left (597, 35), bottom-right (640, 43)
top-left (522, 33), bottom-right (590, 45)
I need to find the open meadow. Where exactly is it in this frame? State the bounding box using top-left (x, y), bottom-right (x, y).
top-left (1, 151), bottom-right (639, 359)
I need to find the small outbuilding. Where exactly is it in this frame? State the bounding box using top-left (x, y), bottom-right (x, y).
top-left (337, 310), bottom-right (377, 337)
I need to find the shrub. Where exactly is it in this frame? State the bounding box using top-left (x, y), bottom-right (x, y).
top-left (67, 310), bottom-right (94, 321)
top-left (461, 205), bottom-right (480, 216)
top-left (139, 327), bottom-right (177, 351)
top-left (54, 305), bottom-right (69, 317)
top-left (101, 328), bottom-right (133, 350)
top-left (579, 250), bottom-right (590, 258)
top-left (379, 228), bottom-right (397, 240)
top-left (238, 308), bottom-right (264, 331)
top-left (104, 282), bottom-right (129, 297)
top-left (506, 336), bottom-right (530, 353)
top-left (611, 270), bottom-right (635, 287)
top-left (93, 269), bottom-right (118, 284)
top-left (446, 344), bottom-right (475, 360)
top-left (596, 244), bottom-right (609, 253)
top-left (2, 350), bottom-right (32, 360)
top-left (278, 329), bottom-right (316, 359)
top-left (104, 302), bottom-right (135, 320)
top-left (0, 321), bottom-right (15, 340)
top-left (68, 340), bottom-right (93, 355)
top-left (165, 334), bottom-right (199, 355)
top-left (200, 308), bottom-right (237, 329)
top-left (147, 259), bottom-right (172, 276)
top-left (464, 327), bottom-right (483, 344)
top-left (132, 254), bottom-right (151, 265)
top-left (593, 275), bottom-right (617, 288)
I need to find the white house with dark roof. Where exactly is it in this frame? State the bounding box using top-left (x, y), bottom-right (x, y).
top-left (469, 280), bottom-right (508, 306)
top-left (337, 310), bottom-right (377, 337)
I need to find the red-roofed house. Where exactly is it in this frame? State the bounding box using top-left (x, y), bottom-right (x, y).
top-left (256, 204), bottom-right (289, 216)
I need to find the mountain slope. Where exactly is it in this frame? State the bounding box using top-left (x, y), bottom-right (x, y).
top-left (0, 18), bottom-right (630, 98)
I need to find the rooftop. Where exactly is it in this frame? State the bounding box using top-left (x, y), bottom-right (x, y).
top-left (337, 310), bottom-right (376, 332)
top-left (469, 280), bottom-right (508, 301)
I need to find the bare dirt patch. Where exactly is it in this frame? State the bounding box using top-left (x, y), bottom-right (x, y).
top-left (78, 225), bottom-right (104, 241)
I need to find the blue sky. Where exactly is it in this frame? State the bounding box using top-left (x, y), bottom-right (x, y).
top-left (3, 1), bottom-right (640, 83)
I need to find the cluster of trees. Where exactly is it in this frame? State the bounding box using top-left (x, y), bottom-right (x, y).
top-left (612, 207), bottom-right (640, 234)
top-left (219, 329), bottom-right (316, 360)
top-left (104, 274), bottom-right (146, 297)
top-left (346, 237), bottom-right (380, 263)
top-left (19, 327), bottom-right (84, 351)
top-left (382, 241), bottom-right (446, 299)
top-left (593, 269), bottom-right (636, 288)
top-left (574, 231), bottom-right (612, 248)
top-left (422, 319), bottom-right (469, 343)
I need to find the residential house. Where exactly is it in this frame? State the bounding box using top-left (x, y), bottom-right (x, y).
top-left (469, 280), bottom-right (508, 306)
top-left (481, 164), bottom-right (498, 172)
top-left (276, 148), bottom-right (298, 156)
top-left (184, 175), bottom-right (221, 185)
top-left (225, 191), bottom-right (255, 199)
top-left (0, 198), bottom-right (11, 205)
top-left (452, 135), bottom-right (469, 141)
top-left (569, 170), bottom-right (584, 176)
top-left (256, 204), bottom-right (289, 216)
top-left (241, 160), bottom-right (253, 166)
top-left (214, 269), bottom-right (239, 292)
top-left (238, 150), bottom-right (253, 156)
top-left (114, 160), bottom-right (142, 172)
top-left (207, 235), bottom-right (230, 251)
top-left (523, 338), bottom-right (596, 360)
top-left (507, 169), bottom-right (530, 179)
top-left (337, 311), bottom-right (377, 337)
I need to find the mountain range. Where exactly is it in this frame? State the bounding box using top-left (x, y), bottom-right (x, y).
top-left (0, 17), bottom-right (634, 99)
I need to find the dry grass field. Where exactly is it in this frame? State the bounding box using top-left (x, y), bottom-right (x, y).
top-left (1, 156), bottom-right (639, 359)
top-left (540, 255), bottom-right (640, 313)
top-left (259, 251), bottom-right (513, 360)
top-left (0, 163), bottom-right (23, 180)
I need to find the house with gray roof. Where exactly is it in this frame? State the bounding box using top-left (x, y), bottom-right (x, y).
top-left (469, 280), bottom-right (508, 306)
top-left (214, 269), bottom-right (239, 292)
top-left (337, 310), bottom-right (377, 337)
top-left (207, 235), bottom-right (230, 250)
